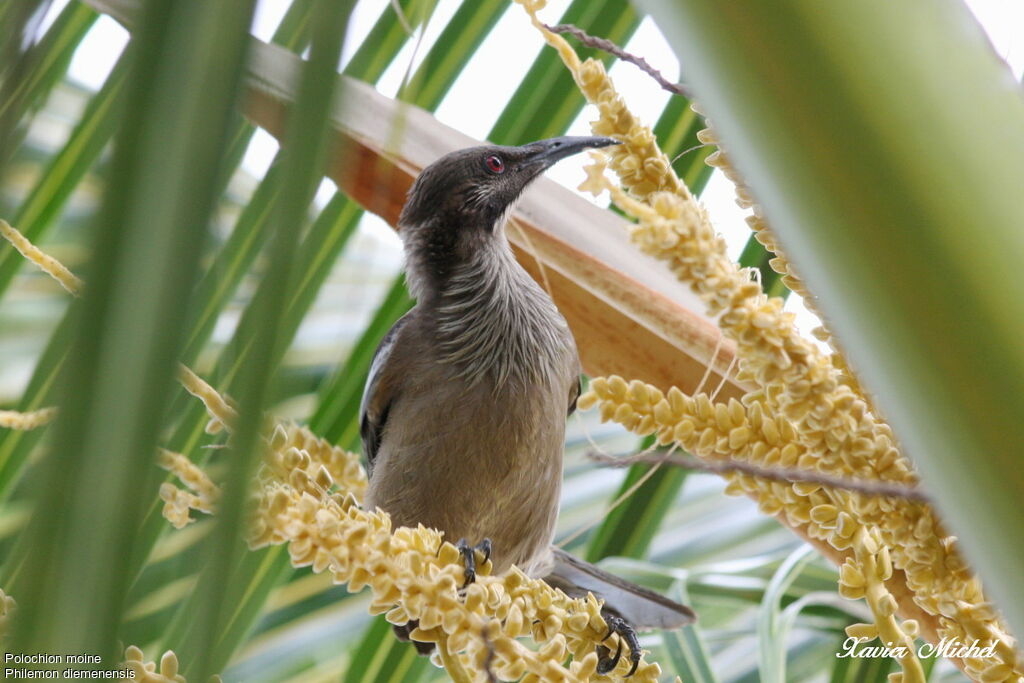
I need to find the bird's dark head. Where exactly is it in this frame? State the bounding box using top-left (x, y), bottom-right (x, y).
top-left (399, 135), bottom-right (619, 232)
top-left (398, 135), bottom-right (618, 301)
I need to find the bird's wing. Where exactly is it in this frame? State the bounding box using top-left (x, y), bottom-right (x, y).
top-left (359, 310), bottom-right (414, 475)
top-left (542, 546), bottom-right (696, 630)
top-left (567, 375), bottom-right (582, 417)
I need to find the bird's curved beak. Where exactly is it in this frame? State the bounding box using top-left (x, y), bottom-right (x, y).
top-left (522, 135), bottom-right (620, 171)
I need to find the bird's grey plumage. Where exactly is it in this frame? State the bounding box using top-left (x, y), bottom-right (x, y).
top-left (361, 249), bottom-right (577, 574)
top-left (358, 136), bottom-right (695, 640)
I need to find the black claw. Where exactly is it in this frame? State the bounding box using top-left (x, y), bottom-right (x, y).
top-left (455, 538), bottom-right (492, 587)
top-left (455, 539), bottom-right (476, 586)
top-left (626, 651), bottom-right (640, 678)
top-left (597, 614), bottom-right (642, 677)
top-left (596, 638), bottom-right (623, 674)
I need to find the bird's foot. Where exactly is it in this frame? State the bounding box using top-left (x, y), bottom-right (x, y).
top-left (596, 614), bottom-right (641, 677)
top-left (393, 620), bottom-right (435, 655)
top-left (455, 538), bottom-right (491, 587)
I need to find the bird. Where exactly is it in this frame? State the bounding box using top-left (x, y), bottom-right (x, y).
top-left (359, 136), bottom-right (696, 676)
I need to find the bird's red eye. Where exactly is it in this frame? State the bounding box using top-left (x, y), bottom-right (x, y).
top-left (485, 155), bottom-right (505, 174)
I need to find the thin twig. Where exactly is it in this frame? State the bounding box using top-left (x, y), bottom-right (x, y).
top-left (544, 23), bottom-right (690, 98)
top-left (588, 450), bottom-right (930, 503)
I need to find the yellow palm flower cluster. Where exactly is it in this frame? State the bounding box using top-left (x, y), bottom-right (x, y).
top-left (123, 646), bottom-right (222, 683)
top-left (123, 646), bottom-right (186, 682)
top-left (519, 6), bottom-right (685, 204)
top-left (842, 527), bottom-right (925, 682)
top-left (158, 448), bottom-right (221, 529)
top-left (163, 365), bottom-right (369, 529)
top-left (578, 376), bottom-right (926, 563)
top-left (0, 407), bottom-right (57, 430)
top-left (262, 421), bottom-right (368, 503)
top-left (0, 219), bottom-right (76, 434)
top-left (694, 119), bottom-right (867, 401)
top-left (0, 219), bottom-right (82, 295)
top-left (161, 364), bottom-right (368, 529)
top-left (249, 481), bottom-right (654, 681)
top-left (578, 156), bottom-right (1021, 683)
top-left (516, 1), bottom-right (1024, 680)
top-left (693, 120), bottom-right (807, 299)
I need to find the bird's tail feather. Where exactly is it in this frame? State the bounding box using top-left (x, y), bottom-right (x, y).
top-left (541, 546), bottom-right (696, 630)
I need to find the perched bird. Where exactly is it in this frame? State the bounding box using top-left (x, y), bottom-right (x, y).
top-left (359, 136), bottom-right (696, 675)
